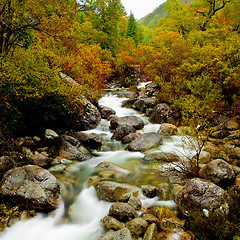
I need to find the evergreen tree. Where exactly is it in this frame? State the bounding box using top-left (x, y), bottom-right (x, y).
top-left (126, 12), bottom-right (139, 45)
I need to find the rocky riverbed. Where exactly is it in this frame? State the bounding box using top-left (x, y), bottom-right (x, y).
top-left (1, 81), bottom-right (240, 239)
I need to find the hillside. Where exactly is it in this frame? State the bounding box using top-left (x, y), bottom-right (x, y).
top-left (139, 2), bottom-right (167, 28)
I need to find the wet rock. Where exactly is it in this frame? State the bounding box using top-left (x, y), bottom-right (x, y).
top-left (211, 130), bottom-right (230, 139)
top-left (143, 223), bottom-right (158, 240)
top-left (142, 185), bottom-right (157, 198)
top-left (156, 183), bottom-right (170, 200)
top-left (0, 156), bottom-right (14, 175)
top-left (97, 161), bottom-right (130, 174)
top-left (122, 98), bottom-right (138, 108)
top-left (126, 218), bottom-right (148, 237)
top-left (109, 202), bottom-right (138, 222)
top-left (58, 138), bottom-right (90, 161)
top-left (176, 178), bottom-right (230, 217)
top-left (123, 133), bottom-right (141, 144)
top-left (0, 165), bottom-right (61, 211)
top-left (127, 195), bottom-right (142, 211)
top-left (199, 159), bottom-right (235, 187)
top-left (29, 152), bottom-right (51, 167)
top-left (149, 104), bottom-right (177, 125)
top-left (134, 98), bottom-right (155, 113)
top-left (126, 133), bottom-right (162, 152)
top-left (141, 152), bottom-right (180, 164)
top-left (72, 132), bottom-right (103, 149)
top-left (112, 125), bottom-right (136, 141)
top-left (45, 129), bottom-right (59, 140)
top-left (94, 181), bottom-right (139, 202)
top-left (110, 116), bottom-right (144, 130)
top-left (100, 105), bottom-right (116, 119)
top-left (142, 214), bottom-right (160, 227)
top-left (101, 216), bottom-right (124, 231)
top-left (157, 123), bottom-right (178, 136)
top-left (114, 227), bottom-right (133, 240)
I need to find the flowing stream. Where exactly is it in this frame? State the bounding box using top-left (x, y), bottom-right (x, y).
top-left (0, 85), bottom-right (195, 240)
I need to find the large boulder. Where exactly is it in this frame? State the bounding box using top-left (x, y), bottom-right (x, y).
top-left (176, 178), bottom-right (230, 217)
top-left (94, 181), bottom-right (139, 202)
top-left (60, 72), bottom-right (101, 131)
top-left (99, 105), bottom-right (116, 119)
top-left (149, 104), bottom-right (177, 125)
top-left (133, 98), bottom-right (155, 113)
top-left (110, 116), bottom-right (144, 130)
top-left (58, 137), bottom-right (90, 161)
top-left (112, 125), bottom-right (136, 141)
top-left (72, 132), bottom-right (103, 149)
top-left (108, 202), bottom-right (138, 222)
top-left (199, 159), bottom-right (235, 187)
top-left (0, 165), bottom-right (61, 211)
top-left (126, 133), bottom-right (162, 152)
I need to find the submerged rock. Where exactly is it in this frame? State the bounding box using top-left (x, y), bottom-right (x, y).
top-left (0, 165), bottom-right (61, 212)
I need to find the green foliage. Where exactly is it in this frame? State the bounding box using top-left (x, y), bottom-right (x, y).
top-left (126, 12), bottom-right (139, 45)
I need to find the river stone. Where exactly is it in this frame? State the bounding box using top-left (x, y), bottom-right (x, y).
top-left (142, 214), bottom-right (160, 226)
top-left (110, 116), bottom-right (144, 130)
top-left (29, 152), bottom-right (51, 167)
top-left (112, 125), bottom-right (136, 141)
top-left (157, 123), bottom-right (178, 136)
top-left (122, 98), bottom-right (138, 108)
top-left (141, 152), bottom-right (180, 164)
top-left (114, 227), bottom-right (133, 240)
top-left (0, 156), bottom-right (14, 175)
top-left (94, 181), bottom-right (139, 202)
top-left (97, 161), bottom-right (130, 175)
top-left (199, 159), bottom-right (235, 187)
top-left (176, 178), bottom-right (230, 217)
top-left (100, 105), bottom-right (116, 119)
top-left (126, 218), bottom-right (148, 237)
top-left (109, 202), bottom-right (138, 222)
top-left (72, 132), bottom-right (103, 149)
top-left (101, 216), bottom-right (124, 231)
top-left (127, 195), bottom-right (142, 211)
top-left (143, 223), bottom-right (158, 240)
top-left (149, 104), bottom-right (176, 125)
top-left (126, 133), bottom-right (162, 152)
top-left (45, 129), bottom-right (59, 140)
top-left (142, 185), bottom-right (157, 198)
top-left (134, 98), bottom-right (155, 113)
top-left (0, 165), bottom-right (60, 211)
top-left (123, 133), bottom-right (141, 144)
top-left (58, 138), bottom-right (90, 161)
top-left (156, 183), bottom-right (170, 200)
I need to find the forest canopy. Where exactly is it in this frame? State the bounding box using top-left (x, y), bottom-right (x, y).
top-left (0, 0), bottom-right (239, 136)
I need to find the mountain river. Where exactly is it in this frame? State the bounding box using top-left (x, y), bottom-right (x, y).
top-left (0, 83), bottom-right (195, 240)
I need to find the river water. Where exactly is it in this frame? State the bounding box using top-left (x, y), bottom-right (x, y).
top-left (0, 85), bottom-right (194, 240)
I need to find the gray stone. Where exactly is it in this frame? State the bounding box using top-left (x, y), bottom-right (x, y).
top-left (112, 125), bottom-right (136, 141)
top-left (199, 159), bottom-right (235, 187)
top-left (149, 104), bottom-right (176, 125)
top-left (123, 133), bottom-right (141, 144)
top-left (94, 181), bottom-right (139, 202)
top-left (29, 152), bottom-right (51, 167)
top-left (176, 178), bottom-right (230, 217)
top-left (109, 202), bottom-right (138, 222)
top-left (0, 165), bottom-right (60, 211)
top-left (156, 183), bottom-right (170, 200)
top-left (100, 105), bottom-right (116, 119)
top-left (127, 133), bottom-right (162, 152)
top-left (134, 98), bottom-right (155, 113)
top-left (110, 116), bottom-right (144, 130)
top-left (72, 132), bottom-right (103, 149)
top-left (45, 129), bottom-right (59, 140)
